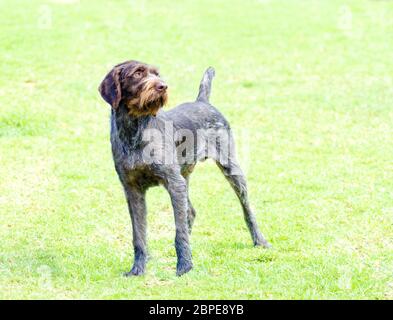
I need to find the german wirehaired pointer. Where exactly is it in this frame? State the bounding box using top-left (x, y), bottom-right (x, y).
top-left (99, 60), bottom-right (270, 276)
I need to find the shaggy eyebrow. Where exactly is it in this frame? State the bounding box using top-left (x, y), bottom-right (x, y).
top-left (150, 68), bottom-right (159, 75)
top-left (134, 66), bottom-right (146, 73)
top-left (123, 66), bottom-right (146, 78)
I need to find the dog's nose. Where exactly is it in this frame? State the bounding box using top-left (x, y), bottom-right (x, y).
top-left (156, 83), bottom-right (168, 92)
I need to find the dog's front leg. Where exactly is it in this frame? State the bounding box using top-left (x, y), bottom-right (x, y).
top-left (166, 174), bottom-right (193, 276)
top-left (123, 186), bottom-right (147, 276)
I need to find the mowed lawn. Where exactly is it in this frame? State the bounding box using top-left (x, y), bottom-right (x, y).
top-left (1, 0), bottom-right (393, 299)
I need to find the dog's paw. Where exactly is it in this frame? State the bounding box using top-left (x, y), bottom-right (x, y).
top-left (124, 265), bottom-right (145, 277)
top-left (176, 261), bottom-right (193, 277)
top-left (254, 240), bottom-right (272, 249)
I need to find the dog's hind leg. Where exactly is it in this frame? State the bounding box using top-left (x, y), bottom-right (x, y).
top-left (181, 165), bottom-right (197, 234)
top-left (123, 186), bottom-right (148, 276)
top-left (216, 160), bottom-right (271, 248)
top-left (185, 176), bottom-right (196, 233)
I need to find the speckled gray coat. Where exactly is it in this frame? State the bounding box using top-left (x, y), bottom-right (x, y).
top-left (100, 64), bottom-right (270, 276)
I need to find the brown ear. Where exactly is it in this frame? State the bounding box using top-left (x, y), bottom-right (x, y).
top-left (98, 67), bottom-right (122, 109)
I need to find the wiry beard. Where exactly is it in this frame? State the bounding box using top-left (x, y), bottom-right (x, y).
top-left (126, 80), bottom-right (168, 117)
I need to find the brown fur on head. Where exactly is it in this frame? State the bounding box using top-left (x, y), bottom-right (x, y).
top-left (99, 60), bottom-right (168, 116)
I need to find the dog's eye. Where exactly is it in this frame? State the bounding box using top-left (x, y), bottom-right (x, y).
top-left (133, 71), bottom-right (143, 78)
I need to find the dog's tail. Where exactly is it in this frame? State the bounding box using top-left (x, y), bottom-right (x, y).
top-left (196, 67), bottom-right (215, 103)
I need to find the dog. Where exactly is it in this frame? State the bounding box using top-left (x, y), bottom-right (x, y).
top-left (99, 60), bottom-right (270, 276)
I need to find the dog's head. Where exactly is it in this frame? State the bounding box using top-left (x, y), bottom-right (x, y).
top-left (99, 60), bottom-right (168, 116)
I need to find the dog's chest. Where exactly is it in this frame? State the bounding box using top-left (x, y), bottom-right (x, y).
top-left (125, 165), bottom-right (163, 189)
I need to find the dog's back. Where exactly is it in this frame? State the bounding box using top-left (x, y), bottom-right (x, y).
top-left (159, 67), bottom-right (230, 132)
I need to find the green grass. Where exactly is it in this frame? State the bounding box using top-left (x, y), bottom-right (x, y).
top-left (1, 0), bottom-right (393, 299)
